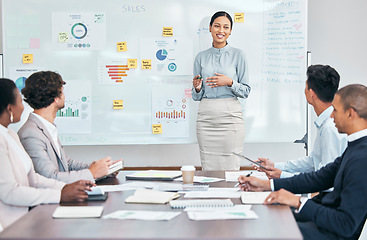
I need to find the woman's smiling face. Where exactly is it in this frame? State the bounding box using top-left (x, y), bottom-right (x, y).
top-left (210, 16), bottom-right (232, 48)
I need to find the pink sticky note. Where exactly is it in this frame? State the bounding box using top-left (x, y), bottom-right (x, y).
top-left (30, 38), bottom-right (40, 49)
top-left (184, 88), bottom-right (192, 98)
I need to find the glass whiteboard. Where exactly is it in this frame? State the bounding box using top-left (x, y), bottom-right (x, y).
top-left (1, 0), bottom-right (307, 145)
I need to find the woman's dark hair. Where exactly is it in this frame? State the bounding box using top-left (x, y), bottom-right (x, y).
top-left (306, 65), bottom-right (340, 103)
top-left (210, 11), bottom-right (233, 29)
top-left (0, 79), bottom-right (17, 115)
top-left (22, 71), bottom-right (65, 110)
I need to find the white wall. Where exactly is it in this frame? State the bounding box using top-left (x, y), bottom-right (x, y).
top-left (308, 0), bottom-right (367, 87)
top-left (307, 0), bottom-right (367, 147)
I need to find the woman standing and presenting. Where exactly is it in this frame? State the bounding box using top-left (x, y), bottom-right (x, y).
top-left (192, 11), bottom-right (250, 170)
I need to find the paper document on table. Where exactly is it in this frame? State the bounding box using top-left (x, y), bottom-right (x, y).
top-left (184, 204), bottom-right (251, 212)
top-left (241, 191), bottom-right (272, 204)
top-left (225, 171), bottom-right (268, 182)
top-left (174, 176), bottom-right (224, 183)
top-left (187, 209), bottom-right (258, 220)
top-left (126, 170), bottom-right (182, 181)
top-left (184, 191), bottom-right (242, 198)
top-left (170, 199), bottom-right (234, 209)
top-left (103, 210), bottom-right (181, 221)
top-left (152, 183), bottom-right (209, 192)
top-left (52, 206), bottom-right (104, 218)
top-left (125, 189), bottom-right (180, 204)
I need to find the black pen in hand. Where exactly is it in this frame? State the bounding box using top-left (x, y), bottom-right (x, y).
top-left (234, 172), bottom-right (252, 187)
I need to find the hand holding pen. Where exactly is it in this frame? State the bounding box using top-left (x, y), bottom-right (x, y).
top-left (234, 172), bottom-right (252, 188)
top-left (193, 75), bottom-right (202, 92)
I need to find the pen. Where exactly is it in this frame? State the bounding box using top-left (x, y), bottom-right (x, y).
top-left (234, 172), bottom-right (252, 187)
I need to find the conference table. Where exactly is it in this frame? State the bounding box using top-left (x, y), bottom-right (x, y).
top-left (0, 171), bottom-right (303, 240)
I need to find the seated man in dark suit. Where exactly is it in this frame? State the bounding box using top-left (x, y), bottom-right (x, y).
top-left (238, 84), bottom-right (367, 240)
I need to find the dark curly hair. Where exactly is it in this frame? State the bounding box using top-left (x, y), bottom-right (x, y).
top-left (22, 71), bottom-right (65, 109)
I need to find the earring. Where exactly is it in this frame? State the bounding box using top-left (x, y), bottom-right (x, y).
top-left (10, 112), bottom-right (14, 123)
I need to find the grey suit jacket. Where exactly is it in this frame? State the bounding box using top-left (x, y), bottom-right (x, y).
top-left (18, 113), bottom-right (94, 183)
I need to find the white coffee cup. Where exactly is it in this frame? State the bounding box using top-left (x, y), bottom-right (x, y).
top-left (181, 165), bottom-right (195, 184)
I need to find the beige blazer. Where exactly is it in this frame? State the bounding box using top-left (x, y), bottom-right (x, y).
top-left (18, 114), bottom-right (94, 183)
top-left (0, 128), bottom-right (65, 229)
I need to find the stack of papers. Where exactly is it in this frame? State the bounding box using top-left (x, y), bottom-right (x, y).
top-left (125, 189), bottom-right (180, 204)
top-left (103, 210), bottom-right (181, 221)
top-left (241, 191), bottom-right (272, 204)
top-left (52, 206), bottom-right (104, 218)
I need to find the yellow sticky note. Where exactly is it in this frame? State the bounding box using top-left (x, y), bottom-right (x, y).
top-left (234, 13), bottom-right (244, 22)
top-left (113, 100), bottom-right (123, 109)
top-left (128, 59), bottom-right (137, 69)
top-left (152, 124), bottom-right (162, 134)
top-left (22, 54), bottom-right (33, 64)
top-left (162, 27), bottom-right (173, 37)
top-left (58, 32), bottom-right (69, 42)
top-left (117, 41), bottom-right (127, 52)
top-left (141, 59), bottom-right (152, 70)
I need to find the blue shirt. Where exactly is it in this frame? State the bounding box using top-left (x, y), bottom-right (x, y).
top-left (192, 45), bottom-right (251, 100)
top-left (275, 106), bottom-right (347, 178)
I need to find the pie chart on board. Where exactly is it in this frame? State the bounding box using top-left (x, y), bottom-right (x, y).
top-left (156, 49), bottom-right (168, 61)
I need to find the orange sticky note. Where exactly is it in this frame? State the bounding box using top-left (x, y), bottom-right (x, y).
top-left (141, 59), bottom-right (152, 70)
top-left (234, 13), bottom-right (244, 22)
top-left (113, 100), bottom-right (123, 109)
top-left (117, 42), bottom-right (127, 52)
top-left (23, 54), bottom-right (33, 64)
top-left (162, 27), bottom-right (173, 37)
top-left (152, 124), bottom-right (162, 134)
top-left (128, 59), bottom-right (137, 69)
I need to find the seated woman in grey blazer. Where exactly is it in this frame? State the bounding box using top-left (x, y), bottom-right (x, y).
top-left (0, 79), bottom-right (94, 229)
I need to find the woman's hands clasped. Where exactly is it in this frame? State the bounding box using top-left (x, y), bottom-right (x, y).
top-left (206, 73), bottom-right (233, 88)
top-left (192, 73), bottom-right (233, 92)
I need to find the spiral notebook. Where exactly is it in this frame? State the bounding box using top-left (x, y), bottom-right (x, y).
top-left (169, 199), bottom-right (234, 209)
